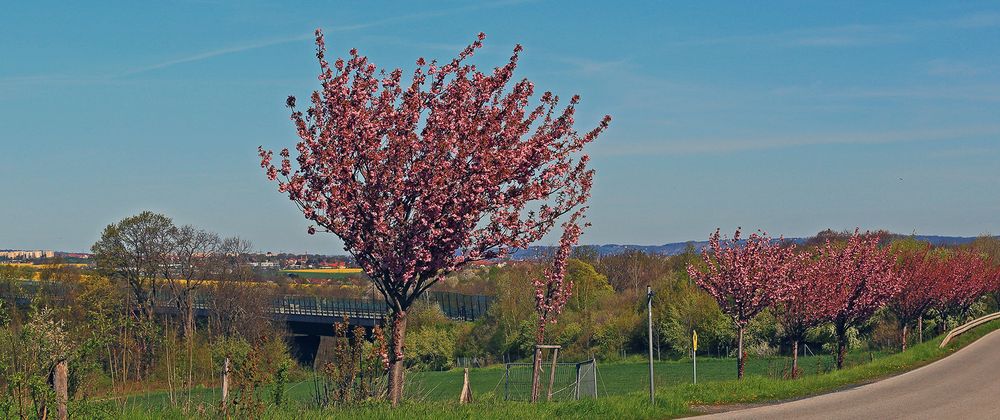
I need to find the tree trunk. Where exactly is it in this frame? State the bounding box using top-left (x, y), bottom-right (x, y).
top-left (54, 359), bottom-right (68, 420)
top-left (835, 321), bottom-right (847, 370)
top-left (901, 324), bottom-right (908, 351)
top-left (791, 340), bottom-right (799, 379)
top-left (737, 326), bottom-right (745, 379)
top-left (530, 346), bottom-right (543, 402)
top-left (387, 310), bottom-right (408, 406)
top-left (184, 292), bottom-right (195, 339)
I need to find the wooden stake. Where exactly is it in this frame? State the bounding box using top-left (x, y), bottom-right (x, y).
top-left (459, 368), bottom-right (473, 404)
top-left (54, 359), bottom-right (68, 420)
top-left (221, 357), bottom-right (230, 409)
top-left (547, 348), bottom-right (560, 401)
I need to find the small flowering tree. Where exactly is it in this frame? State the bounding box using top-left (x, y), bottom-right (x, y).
top-left (937, 250), bottom-right (990, 324)
top-left (529, 212), bottom-right (584, 402)
top-left (889, 247), bottom-right (945, 349)
top-left (687, 228), bottom-right (798, 379)
top-left (810, 231), bottom-right (900, 369)
top-left (259, 30), bottom-right (610, 404)
top-left (773, 254), bottom-right (827, 377)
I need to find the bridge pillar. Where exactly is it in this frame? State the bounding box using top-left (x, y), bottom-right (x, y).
top-left (290, 334), bottom-right (321, 367)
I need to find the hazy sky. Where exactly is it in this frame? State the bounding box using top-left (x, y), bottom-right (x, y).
top-left (2, 1), bottom-right (999, 253)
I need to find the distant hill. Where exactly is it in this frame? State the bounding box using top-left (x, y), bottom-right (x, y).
top-left (510, 235), bottom-right (989, 260)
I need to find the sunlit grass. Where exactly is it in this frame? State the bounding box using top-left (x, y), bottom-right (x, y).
top-left (99, 319), bottom-right (1000, 419)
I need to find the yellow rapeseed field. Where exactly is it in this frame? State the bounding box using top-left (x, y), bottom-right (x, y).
top-left (282, 268), bottom-right (363, 274)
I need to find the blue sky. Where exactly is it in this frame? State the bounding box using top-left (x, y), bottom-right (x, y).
top-left (2, 1), bottom-right (999, 253)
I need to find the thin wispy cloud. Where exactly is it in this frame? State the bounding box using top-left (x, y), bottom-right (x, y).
top-left (925, 59), bottom-right (988, 77)
top-left (118, 0), bottom-right (535, 77)
top-left (816, 85), bottom-right (1000, 102)
top-left (117, 34), bottom-right (313, 77)
top-left (542, 54), bottom-right (632, 75)
top-left (669, 11), bottom-right (1000, 49)
top-left (596, 125), bottom-right (1000, 156)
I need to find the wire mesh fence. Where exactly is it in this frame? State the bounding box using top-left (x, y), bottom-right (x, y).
top-left (503, 359), bottom-right (598, 401)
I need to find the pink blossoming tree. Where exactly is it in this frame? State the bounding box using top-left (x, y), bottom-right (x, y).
top-left (937, 250), bottom-right (991, 324)
top-left (809, 231), bottom-right (901, 369)
top-left (529, 211), bottom-right (585, 401)
top-left (773, 254), bottom-right (827, 377)
top-left (259, 30), bottom-right (610, 404)
top-left (687, 228), bottom-right (798, 379)
top-left (889, 247), bottom-right (946, 350)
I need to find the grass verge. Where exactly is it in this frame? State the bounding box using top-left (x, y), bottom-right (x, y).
top-left (74, 319), bottom-right (1000, 419)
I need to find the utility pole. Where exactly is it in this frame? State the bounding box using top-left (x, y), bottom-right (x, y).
top-left (647, 285), bottom-right (655, 403)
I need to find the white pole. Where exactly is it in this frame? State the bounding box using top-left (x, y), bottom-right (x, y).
top-left (693, 350), bottom-right (697, 384)
top-left (647, 285), bottom-right (655, 403)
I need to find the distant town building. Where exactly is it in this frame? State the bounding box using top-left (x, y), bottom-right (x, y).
top-left (250, 261), bottom-right (279, 268)
top-left (0, 249), bottom-right (56, 259)
top-left (318, 261), bottom-right (346, 269)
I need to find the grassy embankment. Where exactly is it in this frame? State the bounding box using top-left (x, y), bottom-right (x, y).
top-left (89, 319), bottom-right (1000, 419)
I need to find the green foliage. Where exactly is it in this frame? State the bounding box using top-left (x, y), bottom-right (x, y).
top-left (658, 274), bottom-right (732, 356)
top-left (272, 359), bottom-right (292, 407)
top-left (565, 259), bottom-right (613, 312)
top-left (407, 327), bottom-right (456, 371)
top-left (313, 321), bottom-right (388, 406)
top-left (0, 303), bottom-right (72, 419)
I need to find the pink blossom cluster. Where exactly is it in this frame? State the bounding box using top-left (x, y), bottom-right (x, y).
top-left (258, 30), bottom-right (610, 312)
top-left (889, 246), bottom-right (948, 330)
top-left (807, 230), bottom-right (902, 330)
top-left (532, 210), bottom-right (586, 341)
top-left (686, 228), bottom-right (800, 329)
top-left (937, 250), bottom-right (993, 315)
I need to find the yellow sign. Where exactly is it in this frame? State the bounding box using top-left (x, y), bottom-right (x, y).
top-left (692, 330), bottom-right (698, 352)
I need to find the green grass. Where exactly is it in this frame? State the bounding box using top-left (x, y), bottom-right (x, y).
top-left (80, 320), bottom-right (1000, 419)
top-left (280, 270), bottom-right (364, 280)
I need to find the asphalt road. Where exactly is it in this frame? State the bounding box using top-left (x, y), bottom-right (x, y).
top-left (703, 329), bottom-right (1000, 419)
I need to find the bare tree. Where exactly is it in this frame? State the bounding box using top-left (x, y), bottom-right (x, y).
top-left (206, 238), bottom-right (277, 340)
top-left (164, 225), bottom-right (220, 339)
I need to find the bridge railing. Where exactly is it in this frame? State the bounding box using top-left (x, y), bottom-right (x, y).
top-left (4, 280), bottom-right (492, 323)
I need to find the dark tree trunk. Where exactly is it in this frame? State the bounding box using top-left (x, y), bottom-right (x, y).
top-left (387, 309), bottom-right (408, 406)
top-left (183, 292), bottom-right (195, 339)
top-left (791, 340), bottom-right (800, 378)
top-left (835, 321), bottom-right (847, 370)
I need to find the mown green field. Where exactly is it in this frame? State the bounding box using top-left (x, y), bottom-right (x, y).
top-left (280, 269), bottom-right (365, 280)
top-left (124, 353), bottom-right (839, 408)
top-left (100, 321), bottom-right (1000, 419)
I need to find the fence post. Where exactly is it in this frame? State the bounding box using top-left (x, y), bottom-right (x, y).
top-left (460, 368), bottom-right (473, 403)
top-left (504, 363), bottom-right (510, 400)
top-left (547, 348), bottom-right (560, 401)
top-left (575, 362), bottom-right (581, 400)
top-left (54, 359), bottom-right (68, 420)
top-left (221, 357), bottom-right (230, 409)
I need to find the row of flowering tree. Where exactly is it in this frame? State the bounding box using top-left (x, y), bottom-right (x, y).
top-left (689, 228), bottom-right (998, 379)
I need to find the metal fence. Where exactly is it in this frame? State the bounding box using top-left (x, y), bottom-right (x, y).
top-left (503, 359), bottom-right (598, 401)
